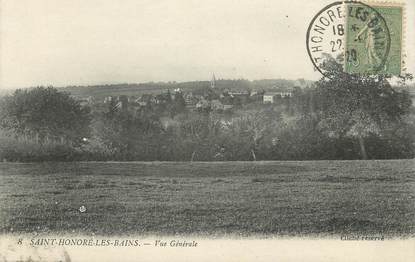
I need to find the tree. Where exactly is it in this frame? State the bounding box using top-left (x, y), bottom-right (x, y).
top-left (316, 63), bottom-right (412, 159)
top-left (230, 108), bottom-right (282, 161)
top-left (176, 112), bottom-right (222, 161)
top-left (94, 103), bottom-right (165, 160)
top-left (0, 86), bottom-right (91, 146)
top-left (169, 91), bottom-right (186, 117)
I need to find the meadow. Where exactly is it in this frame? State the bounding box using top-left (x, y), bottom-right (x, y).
top-left (0, 160), bottom-right (413, 237)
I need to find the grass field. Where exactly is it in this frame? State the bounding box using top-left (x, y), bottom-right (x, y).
top-left (0, 160), bottom-right (414, 237)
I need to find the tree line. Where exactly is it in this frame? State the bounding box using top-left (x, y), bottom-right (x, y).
top-left (0, 69), bottom-right (413, 162)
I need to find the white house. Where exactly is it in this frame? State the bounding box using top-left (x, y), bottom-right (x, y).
top-left (263, 88), bottom-right (293, 103)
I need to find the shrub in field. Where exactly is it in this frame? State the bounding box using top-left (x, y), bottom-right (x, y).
top-left (0, 134), bottom-right (80, 162)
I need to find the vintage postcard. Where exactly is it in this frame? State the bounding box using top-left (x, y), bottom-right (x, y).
top-left (0, 0), bottom-right (414, 261)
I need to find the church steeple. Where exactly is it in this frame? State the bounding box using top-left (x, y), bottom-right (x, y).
top-left (210, 73), bottom-right (216, 88)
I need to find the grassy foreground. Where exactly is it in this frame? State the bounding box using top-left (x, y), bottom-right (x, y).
top-left (0, 160), bottom-right (414, 237)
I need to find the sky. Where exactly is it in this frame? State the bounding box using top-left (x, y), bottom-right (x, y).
top-left (0, 0), bottom-right (414, 89)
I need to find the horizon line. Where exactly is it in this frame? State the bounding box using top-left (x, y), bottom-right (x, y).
top-left (1, 77), bottom-right (316, 91)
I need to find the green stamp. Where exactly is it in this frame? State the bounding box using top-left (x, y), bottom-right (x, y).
top-left (344, 2), bottom-right (403, 75)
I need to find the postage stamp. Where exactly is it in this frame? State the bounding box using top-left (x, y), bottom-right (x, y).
top-left (306, 1), bottom-right (404, 76)
top-left (345, 2), bottom-right (403, 75)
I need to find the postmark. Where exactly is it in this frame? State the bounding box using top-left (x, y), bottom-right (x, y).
top-left (307, 1), bottom-right (403, 76)
top-left (306, 1), bottom-right (349, 77)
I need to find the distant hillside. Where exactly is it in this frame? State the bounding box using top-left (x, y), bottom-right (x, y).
top-left (61, 83), bottom-right (180, 99)
top-left (60, 79), bottom-right (314, 98)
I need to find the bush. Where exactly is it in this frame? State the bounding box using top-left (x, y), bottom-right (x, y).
top-left (0, 133), bottom-right (81, 162)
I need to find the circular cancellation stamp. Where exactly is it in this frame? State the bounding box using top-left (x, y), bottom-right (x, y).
top-left (306, 1), bottom-right (403, 77)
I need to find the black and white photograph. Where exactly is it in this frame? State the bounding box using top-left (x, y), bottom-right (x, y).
top-left (0, 0), bottom-right (414, 261)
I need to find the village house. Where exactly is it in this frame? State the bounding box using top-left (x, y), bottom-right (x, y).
top-left (74, 96), bottom-right (93, 107)
top-left (155, 93), bottom-right (170, 104)
top-left (114, 95), bottom-right (129, 110)
top-left (263, 88), bottom-right (293, 104)
top-left (184, 93), bottom-right (198, 109)
top-left (263, 93), bottom-right (277, 103)
top-left (227, 90), bottom-right (250, 98)
top-left (134, 99), bottom-right (147, 107)
top-left (250, 91), bottom-right (265, 102)
top-left (210, 100), bottom-right (224, 111)
top-left (135, 94), bottom-right (154, 106)
top-left (104, 96), bottom-right (115, 103)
